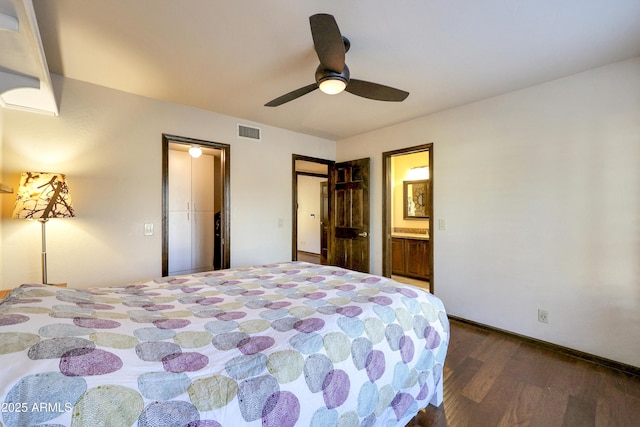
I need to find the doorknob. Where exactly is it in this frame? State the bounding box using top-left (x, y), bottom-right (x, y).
top-left (358, 232), bottom-right (368, 237)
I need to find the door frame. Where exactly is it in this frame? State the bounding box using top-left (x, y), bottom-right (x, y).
top-left (162, 134), bottom-right (231, 276)
top-left (382, 143), bottom-right (434, 292)
top-left (291, 154), bottom-right (334, 263)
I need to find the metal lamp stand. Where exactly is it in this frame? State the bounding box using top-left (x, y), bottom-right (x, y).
top-left (39, 218), bottom-right (49, 285)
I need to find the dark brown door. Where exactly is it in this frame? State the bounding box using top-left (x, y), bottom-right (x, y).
top-left (320, 181), bottom-right (329, 265)
top-left (332, 158), bottom-right (370, 273)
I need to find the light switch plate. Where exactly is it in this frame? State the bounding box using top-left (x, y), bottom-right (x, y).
top-left (144, 223), bottom-right (154, 236)
top-left (438, 219), bottom-right (447, 230)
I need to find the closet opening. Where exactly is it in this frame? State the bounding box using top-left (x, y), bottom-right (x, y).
top-left (162, 134), bottom-right (230, 276)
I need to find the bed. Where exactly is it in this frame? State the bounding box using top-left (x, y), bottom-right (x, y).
top-left (0, 261), bottom-right (448, 427)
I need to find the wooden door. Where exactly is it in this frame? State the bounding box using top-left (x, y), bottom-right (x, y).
top-left (332, 158), bottom-right (370, 273)
top-left (320, 181), bottom-right (329, 265)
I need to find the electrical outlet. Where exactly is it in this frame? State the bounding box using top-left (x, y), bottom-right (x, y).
top-left (538, 309), bottom-right (549, 324)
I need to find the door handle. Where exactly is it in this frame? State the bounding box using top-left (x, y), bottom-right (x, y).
top-left (358, 232), bottom-right (368, 238)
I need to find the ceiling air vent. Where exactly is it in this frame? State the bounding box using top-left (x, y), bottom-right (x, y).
top-left (237, 124), bottom-right (261, 141)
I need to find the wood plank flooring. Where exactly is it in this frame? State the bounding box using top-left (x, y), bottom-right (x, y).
top-left (407, 319), bottom-right (640, 427)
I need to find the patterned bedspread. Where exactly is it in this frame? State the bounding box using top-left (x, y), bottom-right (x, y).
top-left (0, 262), bottom-right (448, 427)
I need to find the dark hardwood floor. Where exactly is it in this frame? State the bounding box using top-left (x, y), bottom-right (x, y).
top-left (407, 319), bottom-right (640, 427)
top-left (296, 251), bottom-right (321, 264)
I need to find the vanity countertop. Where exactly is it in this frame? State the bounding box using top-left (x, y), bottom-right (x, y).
top-left (391, 233), bottom-right (429, 240)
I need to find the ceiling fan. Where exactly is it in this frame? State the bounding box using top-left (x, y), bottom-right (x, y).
top-left (265, 13), bottom-right (409, 107)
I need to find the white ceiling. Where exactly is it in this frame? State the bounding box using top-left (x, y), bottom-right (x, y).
top-left (20, 0), bottom-right (640, 140)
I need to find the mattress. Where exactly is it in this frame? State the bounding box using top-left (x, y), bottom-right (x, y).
top-left (0, 262), bottom-right (448, 427)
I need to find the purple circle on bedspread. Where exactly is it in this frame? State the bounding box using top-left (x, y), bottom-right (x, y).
top-left (294, 318), bottom-right (325, 333)
top-left (306, 276), bottom-right (325, 283)
top-left (0, 313), bottom-right (29, 326)
top-left (391, 392), bottom-right (414, 419)
top-left (162, 352), bottom-right (208, 373)
top-left (73, 317), bottom-right (121, 329)
top-left (322, 369), bottom-right (350, 409)
top-left (361, 276), bottom-right (382, 284)
top-left (396, 287), bottom-right (419, 298)
top-left (424, 326), bottom-right (441, 349)
top-left (266, 301), bottom-right (291, 309)
top-left (304, 291), bottom-right (327, 300)
top-left (365, 350), bottom-right (385, 382)
top-left (60, 348), bottom-right (123, 376)
top-left (238, 336), bottom-right (275, 355)
top-left (336, 284), bottom-right (356, 291)
top-left (262, 391), bottom-right (300, 427)
top-left (153, 318), bottom-right (191, 329)
top-left (215, 311), bottom-right (247, 321)
top-left (416, 382), bottom-right (430, 400)
top-left (369, 296), bottom-right (393, 306)
top-left (138, 400), bottom-right (199, 427)
top-left (399, 335), bottom-right (415, 363)
top-left (336, 305), bottom-right (363, 318)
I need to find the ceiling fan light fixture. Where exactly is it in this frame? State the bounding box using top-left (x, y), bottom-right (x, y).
top-left (319, 78), bottom-right (347, 95)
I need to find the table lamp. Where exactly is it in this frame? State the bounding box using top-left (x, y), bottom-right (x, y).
top-left (12, 172), bottom-right (75, 284)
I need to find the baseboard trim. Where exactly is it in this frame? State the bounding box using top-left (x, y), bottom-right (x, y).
top-left (448, 315), bottom-right (640, 378)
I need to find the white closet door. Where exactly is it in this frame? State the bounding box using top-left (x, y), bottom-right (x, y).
top-left (168, 150), bottom-right (191, 211)
top-left (192, 211), bottom-right (215, 270)
top-left (168, 211), bottom-right (191, 275)
top-left (191, 154), bottom-right (215, 212)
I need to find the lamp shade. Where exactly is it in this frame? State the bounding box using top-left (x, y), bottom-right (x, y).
top-left (12, 172), bottom-right (75, 220)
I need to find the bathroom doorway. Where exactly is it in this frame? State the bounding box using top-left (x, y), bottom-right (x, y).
top-left (382, 144), bottom-right (433, 292)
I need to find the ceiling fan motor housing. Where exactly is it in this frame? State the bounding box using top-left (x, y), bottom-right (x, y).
top-left (315, 63), bottom-right (350, 86)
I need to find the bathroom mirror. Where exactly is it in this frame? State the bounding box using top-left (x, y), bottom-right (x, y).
top-left (403, 179), bottom-right (429, 219)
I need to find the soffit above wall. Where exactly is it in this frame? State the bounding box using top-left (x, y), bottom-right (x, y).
top-left (0, 0), bottom-right (57, 115)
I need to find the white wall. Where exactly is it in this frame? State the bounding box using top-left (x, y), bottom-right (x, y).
top-left (337, 57), bottom-right (640, 367)
top-left (1, 75), bottom-right (335, 289)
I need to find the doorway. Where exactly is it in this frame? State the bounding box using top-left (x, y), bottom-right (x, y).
top-left (162, 134), bottom-right (230, 276)
top-left (382, 144), bottom-right (433, 293)
top-left (291, 155), bottom-right (332, 265)
top-left (292, 155), bottom-right (371, 273)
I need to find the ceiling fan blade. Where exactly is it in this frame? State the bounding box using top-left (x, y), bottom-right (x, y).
top-left (309, 14), bottom-right (345, 73)
top-left (345, 79), bottom-right (409, 102)
top-left (264, 83), bottom-right (318, 107)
